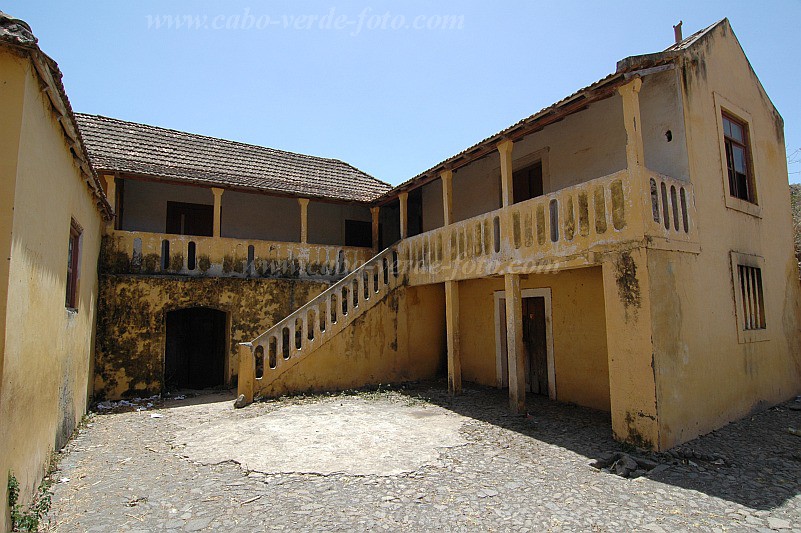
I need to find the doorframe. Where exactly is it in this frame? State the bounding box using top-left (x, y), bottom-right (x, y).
top-left (493, 288), bottom-right (556, 400)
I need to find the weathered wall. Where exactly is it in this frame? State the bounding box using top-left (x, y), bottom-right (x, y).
top-left (307, 200), bottom-right (372, 245)
top-left (255, 284), bottom-right (446, 396)
top-left (445, 93), bottom-right (628, 225)
top-left (421, 178), bottom-right (444, 232)
top-left (0, 51), bottom-right (105, 521)
top-left (94, 275), bottom-right (328, 399)
top-left (639, 69), bottom-right (690, 181)
top-left (121, 178), bottom-right (214, 233)
top-left (648, 21), bottom-right (801, 449)
top-left (457, 269), bottom-right (610, 411)
top-left (221, 190), bottom-right (300, 242)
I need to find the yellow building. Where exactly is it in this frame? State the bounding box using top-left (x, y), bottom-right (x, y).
top-left (0, 13), bottom-right (113, 529)
top-left (233, 19), bottom-right (801, 451)
top-left (3, 16), bottom-right (801, 526)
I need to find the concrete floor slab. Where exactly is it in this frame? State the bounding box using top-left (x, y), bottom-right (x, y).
top-left (173, 395), bottom-right (468, 476)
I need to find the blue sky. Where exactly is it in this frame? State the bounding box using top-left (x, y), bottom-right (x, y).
top-left (7, 1), bottom-right (801, 185)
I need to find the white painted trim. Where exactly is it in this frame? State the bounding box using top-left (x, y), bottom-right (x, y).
top-left (493, 288), bottom-right (556, 400)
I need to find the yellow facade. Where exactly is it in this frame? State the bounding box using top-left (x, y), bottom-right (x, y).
top-left (645, 22), bottom-right (801, 448)
top-left (0, 49), bottom-right (107, 528)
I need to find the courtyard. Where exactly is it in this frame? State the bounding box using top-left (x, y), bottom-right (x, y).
top-left (43, 383), bottom-right (801, 531)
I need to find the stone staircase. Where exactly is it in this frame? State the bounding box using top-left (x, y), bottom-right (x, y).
top-left (237, 245), bottom-right (404, 402)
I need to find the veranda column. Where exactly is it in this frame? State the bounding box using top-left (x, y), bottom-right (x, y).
top-left (618, 77), bottom-right (645, 178)
top-left (441, 169), bottom-right (462, 394)
top-left (370, 206), bottom-right (380, 252)
top-left (103, 174), bottom-right (117, 229)
top-left (298, 198), bottom-right (310, 243)
top-left (504, 273), bottom-right (526, 414)
top-left (211, 187), bottom-right (224, 238)
top-left (399, 191), bottom-right (409, 239)
top-left (498, 139), bottom-right (514, 207)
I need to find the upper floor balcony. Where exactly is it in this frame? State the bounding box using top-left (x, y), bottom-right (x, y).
top-left (399, 167), bottom-right (698, 286)
top-left (99, 73), bottom-right (700, 284)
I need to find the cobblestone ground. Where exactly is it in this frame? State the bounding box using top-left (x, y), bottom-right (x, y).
top-left (44, 382), bottom-right (801, 532)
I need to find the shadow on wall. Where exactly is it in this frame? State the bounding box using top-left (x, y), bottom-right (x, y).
top-left (399, 381), bottom-right (799, 511)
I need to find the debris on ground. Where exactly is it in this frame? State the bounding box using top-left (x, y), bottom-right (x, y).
top-left (234, 394), bottom-right (248, 408)
top-left (591, 452), bottom-right (663, 478)
top-left (95, 395), bottom-right (161, 413)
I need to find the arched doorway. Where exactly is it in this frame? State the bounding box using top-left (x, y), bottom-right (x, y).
top-left (164, 307), bottom-right (227, 390)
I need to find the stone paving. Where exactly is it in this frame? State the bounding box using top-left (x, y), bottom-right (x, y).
top-left (43, 382), bottom-right (801, 532)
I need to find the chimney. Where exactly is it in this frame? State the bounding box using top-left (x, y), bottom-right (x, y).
top-left (673, 21), bottom-right (683, 44)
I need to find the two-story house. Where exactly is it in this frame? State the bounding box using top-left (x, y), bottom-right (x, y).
top-left (228, 19), bottom-right (799, 451)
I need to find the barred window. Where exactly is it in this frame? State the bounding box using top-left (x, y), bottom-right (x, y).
top-left (737, 264), bottom-right (765, 330)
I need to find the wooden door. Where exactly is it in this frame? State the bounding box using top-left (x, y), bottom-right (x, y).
top-left (522, 297), bottom-right (548, 395)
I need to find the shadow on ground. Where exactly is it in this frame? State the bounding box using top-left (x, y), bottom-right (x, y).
top-left (392, 380), bottom-right (801, 511)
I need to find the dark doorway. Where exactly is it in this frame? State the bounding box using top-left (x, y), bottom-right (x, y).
top-left (407, 187), bottom-right (424, 237)
top-left (165, 307), bottom-right (226, 390)
top-left (498, 295), bottom-right (550, 395)
top-left (512, 161), bottom-right (543, 204)
top-left (345, 220), bottom-right (372, 247)
top-left (166, 201), bottom-right (214, 236)
top-left (522, 297), bottom-right (548, 395)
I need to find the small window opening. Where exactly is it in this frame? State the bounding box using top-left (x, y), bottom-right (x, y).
top-left (738, 264), bottom-right (766, 330)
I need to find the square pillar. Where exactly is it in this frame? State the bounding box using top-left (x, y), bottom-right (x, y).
top-left (504, 273), bottom-right (526, 414)
top-left (618, 78), bottom-right (645, 178)
top-left (371, 206), bottom-right (380, 252)
top-left (237, 343), bottom-right (255, 405)
top-left (601, 248), bottom-right (660, 449)
top-left (399, 191), bottom-right (409, 239)
top-left (103, 174), bottom-right (117, 230)
top-left (445, 279), bottom-right (462, 395)
top-left (498, 139), bottom-right (514, 207)
top-left (211, 187), bottom-right (224, 238)
top-left (298, 198), bottom-right (310, 243)
top-left (441, 170), bottom-right (454, 225)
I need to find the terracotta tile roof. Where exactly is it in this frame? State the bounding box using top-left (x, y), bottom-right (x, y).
top-left (75, 114), bottom-right (391, 203)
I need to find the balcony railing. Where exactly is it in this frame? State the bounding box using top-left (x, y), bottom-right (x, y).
top-left (101, 230), bottom-right (374, 279)
top-left (399, 169), bottom-right (698, 286)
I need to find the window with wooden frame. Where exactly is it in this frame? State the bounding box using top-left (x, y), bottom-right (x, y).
top-left (65, 219), bottom-right (82, 309)
top-left (730, 251), bottom-right (768, 343)
top-left (722, 112), bottom-right (756, 204)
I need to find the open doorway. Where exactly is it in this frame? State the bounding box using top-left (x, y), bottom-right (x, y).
top-left (164, 307), bottom-right (227, 391)
top-left (494, 288), bottom-right (555, 399)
